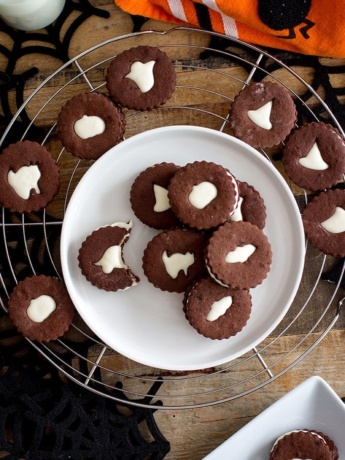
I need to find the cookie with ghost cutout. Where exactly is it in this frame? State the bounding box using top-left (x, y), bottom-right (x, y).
top-left (303, 188), bottom-right (345, 257)
top-left (0, 140), bottom-right (60, 213)
top-left (142, 228), bottom-right (207, 293)
top-left (105, 45), bottom-right (176, 111)
top-left (168, 161), bottom-right (239, 230)
top-left (130, 162), bottom-right (181, 229)
top-left (57, 92), bottom-right (125, 160)
top-left (78, 221), bottom-right (139, 292)
top-left (283, 122), bottom-right (345, 191)
top-left (205, 221), bottom-right (272, 290)
top-left (184, 276), bottom-right (252, 340)
top-left (8, 275), bottom-right (75, 342)
top-left (229, 81), bottom-right (297, 148)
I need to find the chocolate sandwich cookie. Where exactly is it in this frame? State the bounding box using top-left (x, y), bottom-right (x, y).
top-left (8, 275), bottom-right (75, 342)
top-left (205, 221), bottom-right (272, 290)
top-left (106, 45), bottom-right (176, 111)
top-left (130, 162), bottom-right (181, 229)
top-left (283, 122), bottom-right (345, 191)
top-left (0, 140), bottom-right (60, 213)
top-left (142, 228), bottom-right (207, 293)
top-left (168, 161), bottom-right (239, 230)
top-left (57, 92), bottom-right (125, 160)
top-left (229, 81), bottom-right (297, 148)
top-left (229, 181), bottom-right (266, 229)
top-left (184, 277), bottom-right (252, 340)
top-left (269, 429), bottom-right (339, 460)
top-left (302, 188), bottom-right (345, 257)
top-left (78, 221), bottom-right (139, 292)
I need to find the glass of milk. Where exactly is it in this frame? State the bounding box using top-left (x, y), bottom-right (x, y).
top-left (0, 0), bottom-right (65, 31)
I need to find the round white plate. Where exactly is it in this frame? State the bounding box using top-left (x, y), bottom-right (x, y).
top-left (60, 125), bottom-right (305, 371)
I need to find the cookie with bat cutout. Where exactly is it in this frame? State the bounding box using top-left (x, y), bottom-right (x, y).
top-left (283, 122), bottom-right (345, 191)
top-left (205, 220), bottom-right (272, 290)
top-left (168, 161), bottom-right (239, 230)
top-left (302, 188), bottom-right (345, 257)
top-left (106, 45), bottom-right (176, 111)
top-left (57, 91), bottom-right (125, 160)
top-left (183, 277), bottom-right (252, 340)
top-left (0, 140), bottom-right (60, 213)
top-left (229, 81), bottom-right (297, 148)
top-left (78, 221), bottom-right (139, 292)
top-left (269, 429), bottom-right (339, 460)
top-left (8, 275), bottom-right (75, 342)
top-left (142, 227), bottom-right (207, 293)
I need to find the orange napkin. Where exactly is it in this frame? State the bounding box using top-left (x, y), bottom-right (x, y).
top-left (115, 0), bottom-right (345, 58)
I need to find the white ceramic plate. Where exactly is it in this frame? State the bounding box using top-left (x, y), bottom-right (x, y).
top-left (204, 376), bottom-right (345, 459)
top-left (60, 125), bottom-right (305, 370)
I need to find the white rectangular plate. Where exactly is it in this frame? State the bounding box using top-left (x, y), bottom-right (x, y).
top-left (204, 376), bottom-right (345, 459)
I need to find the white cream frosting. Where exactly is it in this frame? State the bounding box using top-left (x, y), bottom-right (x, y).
top-left (74, 115), bottom-right (106, 139)
top-left (298, 142), bottom-right (329, 170)
top-left (153, 184), bottom-right (170, 212)
top-left (188, 181), bottom-right (218, 209)
top-left (247, 100), bottom-right (273, 130)
top-left (162, 250), bottom-right (194, 279)
top-left (206, 296), bottom-right (232, 321)
top-left (230, 196), bottom-right (244, 221)
top-left (94, 245), bottom-right (127, 274)
top-left (8, 165), bottom-right (41, 199)
top-left (125, 60), bottom-right (156, 93)
top-left (27, 295), bottom-right (56, 323)
top-left (321, 206), bottom-right (345, 233)
top-left (225, 244), bottom-right (256, 263)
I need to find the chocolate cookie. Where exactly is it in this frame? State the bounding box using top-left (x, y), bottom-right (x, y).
top-left (229, 181), bottom-right (267, 229)
top-left (78, 221), bottom-right (139, 291)
top-left (283, 122), bottom-right (345, 191)
top-left (106, 45), bottom-right (176, 111)
top-left (205, 221), bottom-right (272, 289)
top-left (142, 228), bottom-right (207, 293)
top-left (0, 140), bottom-right (60, 213)
top-left (130, 162), bottom-right (181, 229)
top-left (302, 188), bottom-right (345, 257)
top-left (229, 81), bottom-right (297, 148)
top-left (57, 92), bottom-right (125, 160)
top-left (168, 161), bottom-right (239, 230)
top-left (269, 429), bottom-right (339, 460)
top-left (8, 275), bottom-right (75, 342)
top-left (184, 277), bottom-right (252, 339)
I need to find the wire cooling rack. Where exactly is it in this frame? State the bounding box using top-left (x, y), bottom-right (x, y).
top-left (1, 27), bottom-right (345, 409)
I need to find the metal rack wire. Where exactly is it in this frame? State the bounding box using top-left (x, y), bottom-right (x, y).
top-left (1, 27), bottom-right (344, 409)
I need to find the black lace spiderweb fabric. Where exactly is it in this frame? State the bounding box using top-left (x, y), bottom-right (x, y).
top-left (0, 4), bottom-right (170, 459)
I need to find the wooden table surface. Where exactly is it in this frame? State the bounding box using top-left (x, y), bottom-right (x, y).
top-left (1, 1), bottom-right (345, 459)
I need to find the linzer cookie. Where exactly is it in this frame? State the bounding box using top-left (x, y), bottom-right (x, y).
top-left (78, 221), bottom-right (139, 291)
top-left (105, 45), bottom-right (176, 111)
top-left (168, 161), bottom-right (239, 230)
top-left (205, 221), bottom-right (272, 290)
top-left (142, 228), bottom-right (207, 293)
top-left (184, 277), bottom-right (252, 340)
top-left (130, 162), bottom-right (181, 229)
top-left (8, 275), bottom-right (75, 342)
top-left (229, 181), bottom-right (266, 229)
top-left (283, 122), bottom-right (345, 191)
top-left (57, 92), bottom-right (125, 160)
top-left (0, 140), bottom-right (60, 213)
top-left (269, 429), bottom-right (339, 460)
top-left (302, 189), bottom-right (345, 257)
top-left (229, 81), bottom-right (296, 148)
